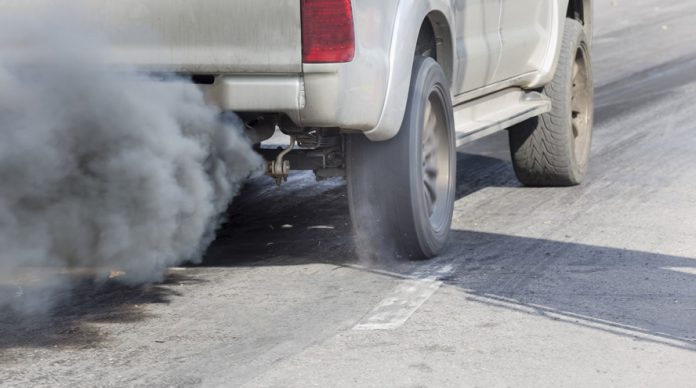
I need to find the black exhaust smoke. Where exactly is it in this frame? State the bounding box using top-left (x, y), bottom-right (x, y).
top-left (0, 11), bottom-right (263, 315)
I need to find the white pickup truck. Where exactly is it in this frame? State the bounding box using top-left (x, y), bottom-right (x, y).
top-left (3, 0), bottom-right (594, 260)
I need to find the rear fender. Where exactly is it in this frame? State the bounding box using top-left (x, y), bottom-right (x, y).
top-left (364, 0), bottom-right (455, 141)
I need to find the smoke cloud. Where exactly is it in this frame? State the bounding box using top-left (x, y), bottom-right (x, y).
top-left (0, 13), bottom-right (264, 314)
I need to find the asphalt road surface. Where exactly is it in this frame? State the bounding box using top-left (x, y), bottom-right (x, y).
top-left (3, 1), bottom-right (696, 387)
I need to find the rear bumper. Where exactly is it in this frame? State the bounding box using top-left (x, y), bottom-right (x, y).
top-left (204, 75), bottom-right (305, 112)
top-left (202, 63), bottom-right (388, 134)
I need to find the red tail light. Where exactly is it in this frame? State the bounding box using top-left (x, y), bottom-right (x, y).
top-left (301, 0), bottom-right (355, 63)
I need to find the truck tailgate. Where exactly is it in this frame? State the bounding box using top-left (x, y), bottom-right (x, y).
top-left (0, 0), bottom-right (303, 73)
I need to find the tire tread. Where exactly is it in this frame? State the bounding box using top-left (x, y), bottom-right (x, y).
top-left (509, 19), bottom-right (590, 186)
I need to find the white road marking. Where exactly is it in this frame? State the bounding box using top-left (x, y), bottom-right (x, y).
top-left (664, 267), bottom-right (696, 276)
top-left (353, 264), bottom-right (454, 331)
top-left (353, 278), bottom-right (443, 330)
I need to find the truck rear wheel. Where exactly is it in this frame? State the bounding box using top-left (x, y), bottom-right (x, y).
top-left (346, 57), bottom-right (456, 260)
top-left (508, 19), bottom-right (593, 186)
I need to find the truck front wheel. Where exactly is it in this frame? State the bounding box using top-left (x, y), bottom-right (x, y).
top-left (346, 57), bottom-right (456, 261)
top-left (508, 18), bottom-right (594, 186)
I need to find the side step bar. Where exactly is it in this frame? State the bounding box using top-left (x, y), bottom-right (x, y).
top-left (453, 88), bottom-right (551, 147)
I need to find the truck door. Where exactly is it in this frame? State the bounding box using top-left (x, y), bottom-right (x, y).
top-left (452, 0), bottom-right (503, 95)
top-left (493, 0), bottom-right (555, 81)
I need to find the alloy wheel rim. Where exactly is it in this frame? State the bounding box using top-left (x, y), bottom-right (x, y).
top-left (571, 45), bottom-right (592, 163)
top-left (421, 93), bottom-right (451, 232)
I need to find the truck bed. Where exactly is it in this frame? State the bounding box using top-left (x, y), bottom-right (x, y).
top-left (0, 0), bottom-right (303, 73)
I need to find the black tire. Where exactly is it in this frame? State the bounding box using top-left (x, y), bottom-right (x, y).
top-left (509, 19), bottom-right (594, 186)
top-left (346, 57), bottom-right (456, 261)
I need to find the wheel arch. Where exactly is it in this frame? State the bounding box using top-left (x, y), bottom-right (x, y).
top-left (417, 11), bottom-right (455, 89)
top-left (524, 0), bottom-right (593, 88)
top-left (567, 0), bottom-right (593, 46)
top-left (365, 1), bottom-right (456, 141)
